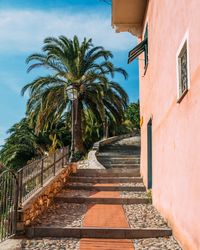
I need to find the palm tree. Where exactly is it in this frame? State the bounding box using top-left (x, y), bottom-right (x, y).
top-left (21, 36), bottom-right (128, 154)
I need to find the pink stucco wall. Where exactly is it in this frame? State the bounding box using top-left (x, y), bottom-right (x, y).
top-left (139, 0), bottom-right (200, 249)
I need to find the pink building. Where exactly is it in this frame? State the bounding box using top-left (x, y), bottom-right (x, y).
top-left (112, 1), bottom-right (200, 249)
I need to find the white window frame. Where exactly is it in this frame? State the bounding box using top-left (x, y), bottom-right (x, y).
top-left (176, 31), bottom-right (190, 103)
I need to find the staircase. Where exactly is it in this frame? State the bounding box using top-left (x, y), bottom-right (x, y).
top-left (23, 137), bottom-right (181, 250)
top-left (97, 137), bottom-right (140, 170)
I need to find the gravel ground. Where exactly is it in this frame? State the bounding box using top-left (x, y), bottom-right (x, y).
top-left (32, 203), bottom-right (87, 227)
top-left (133, 237), bottom-right (182, 250)
top-left (120, 182), bottom-right (145, 187)
top-left (124, 204), bottom-right (168, 228)
top-left (21, 238), bottom-right (80, 250)
top-left (113, 137), bottom-right (140, 146)
top-left (121, 191), bottom-right (147, 199)
top-left (78, 160), bottom-right (89, 169)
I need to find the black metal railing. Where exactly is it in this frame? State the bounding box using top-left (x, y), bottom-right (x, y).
top-left (0, 146), bottom-right (69, 242)
top-left (0, 170), bottom-right (18, 242)
top-left (17, 147), bottom-right (69, 205)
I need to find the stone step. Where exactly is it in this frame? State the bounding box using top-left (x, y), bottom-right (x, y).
top-left (64, 184), bottom-right (146, 192)
top-left (103, 167), bottom-right (140, 171)
top-left (97, 153), bottom-right (140, 158)
top-left (99, 151), bottom-right (140, 156)
top-left (104, 167), bottom-right (140, 173)
top-left (100, 145), bottom-right (140, 150)
top-left (54, 196), bottom-right (149, 204)
top-left (73, 169), bottom-right (141, 177)
top-left (68, 176), bottom-right (143, 183)
top-left (26, 227), bottom-right (172, 239)
top-left (102, 163), bottom-right (140, 168)
top-left (99, 159), bottom-right (140, 164)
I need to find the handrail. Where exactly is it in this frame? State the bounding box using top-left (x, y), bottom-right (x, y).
top-left (17, 147), bottom-right (69, 206)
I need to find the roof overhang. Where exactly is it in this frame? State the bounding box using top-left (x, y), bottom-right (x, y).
top-left (112, 0), bottom-right (148, 37)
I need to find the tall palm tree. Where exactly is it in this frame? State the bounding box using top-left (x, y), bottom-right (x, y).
top-left (21, 36), bottom-right (128, 154)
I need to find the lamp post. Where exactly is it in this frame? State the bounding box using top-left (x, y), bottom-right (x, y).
top-left (66, 85), bottom-right (78, 163)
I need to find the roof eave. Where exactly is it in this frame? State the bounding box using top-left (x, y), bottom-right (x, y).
top-left (112, 0), bottom-right (148, 38)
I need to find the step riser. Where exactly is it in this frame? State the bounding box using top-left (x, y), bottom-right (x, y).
top-left (26, 227), bottom-right (172, 239)
top-left (54, 197), bottom-right (149, 204)
top-left (69, 178), bottom-right (143, 183)
top-left (64, 186), bottom-right (146, 192)
top-left (103, 164), bottom-right (140, 168)
top-left (100, 161), bottom-right (140, 165)
top-left (98, 157), bottom-right (140, 163)
top-left (105, 166), bottom-right (140, 170)
top-left (97, 154), bottom-right (140, 158)
top-left (73, 169), bottom-right (140, 177)
top-left (73, 173), bottom-right (141, 177)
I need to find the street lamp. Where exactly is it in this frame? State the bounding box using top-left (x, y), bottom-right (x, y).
top-left (66, 85), bottom-right (78, 163)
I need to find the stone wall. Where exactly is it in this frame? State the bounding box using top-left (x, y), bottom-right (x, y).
top-left (17, 163), bottom-right (77, 232)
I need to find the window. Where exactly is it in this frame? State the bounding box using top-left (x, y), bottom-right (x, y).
top-left (177, 41), bottom-right (189, 102)
top-left (128, 25), bottom-right (148, 70)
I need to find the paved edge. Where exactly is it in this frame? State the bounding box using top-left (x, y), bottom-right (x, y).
top-left (25, 227), bottom-right (172, 239)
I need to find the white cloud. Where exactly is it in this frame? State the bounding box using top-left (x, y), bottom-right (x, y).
top-left (0, 9), bottom-right (136, 53)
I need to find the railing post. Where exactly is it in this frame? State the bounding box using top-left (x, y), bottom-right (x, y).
top-left (17, 170), bottom-right (23, 208)
top-left (53, 152), bottom-right (56, 176)
top-left (14, 173), bottom-right (19, 235)
top-left (66, 147), bottom-right (69, 164)
top-left (62, 148), bottom-right (65, 168)
top-left (41, 159), bottom-right (44, 187)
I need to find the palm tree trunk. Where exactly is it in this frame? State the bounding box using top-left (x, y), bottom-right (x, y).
top-left (73, 99), bottom-right (84, 153)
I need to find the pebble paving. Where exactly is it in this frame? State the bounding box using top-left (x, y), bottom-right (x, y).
top-left (31, 203), bottom-right (87, 227)
top-left (121, 191), bottom-right (147, 199)
top-left (124, 204), bottom-right (168, 228)
top-left (121, 182), bottom-right (145, 187)
top-left (21, 238), bottom-right (80, 250)
top-left (133, 237), bottom-right (182, 250)
top-left (78, 160), bottom-right (89, 169)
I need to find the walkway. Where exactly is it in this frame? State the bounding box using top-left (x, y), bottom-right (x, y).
top-left (0, 137), bottom-right (182, 250)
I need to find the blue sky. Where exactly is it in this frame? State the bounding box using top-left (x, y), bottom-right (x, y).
top-left (0, 0), bottom-right (139, 145)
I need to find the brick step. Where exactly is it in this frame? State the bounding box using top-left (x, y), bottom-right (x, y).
top-left (80, 239), bottom-right (134, 250)
top-left (73, 169), bottom-right (141, 177)
top-left (26, 227), bottom-right (172, 239)
top-left (54, 195), bottom-right (149, 204)
top-left (64, 184), bottom-right (146, 192)
top-left (68, 176), bottom-right (143, 183)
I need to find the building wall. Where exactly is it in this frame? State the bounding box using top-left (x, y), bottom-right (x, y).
top-left (139, 0), bottom-right (200, 249)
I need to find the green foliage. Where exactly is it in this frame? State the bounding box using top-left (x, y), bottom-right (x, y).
top-left (146, 189), bottom-right (152, 203)
top-left (0, 35), bottom-right (132, 169)
top-left (22, 35), bottom-right (129, 152)
top-left (0, 117), bottom-right (71, 170)
top-left (125, 101), bottom-right (140, 131)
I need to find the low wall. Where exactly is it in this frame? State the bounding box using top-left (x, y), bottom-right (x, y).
top-left (17, 163), bottom-right (76, 233)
